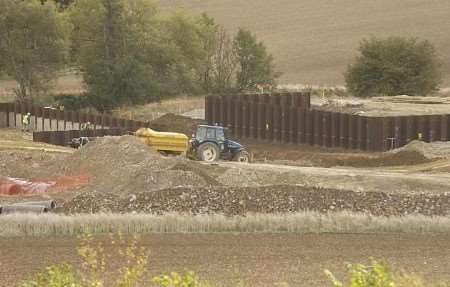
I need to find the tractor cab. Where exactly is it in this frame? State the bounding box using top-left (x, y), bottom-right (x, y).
top-left (188, 125), bottom-right (250, 162)
top-left (194, 125), bottom-right (226, 143)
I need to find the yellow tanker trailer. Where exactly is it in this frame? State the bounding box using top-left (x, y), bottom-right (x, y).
top-left (135, 128), bottom-right (188, 155)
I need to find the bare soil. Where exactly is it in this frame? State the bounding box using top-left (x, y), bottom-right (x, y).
top-left (1, 234), bottom-right (449, 287)
top-left (2, 129), bottom-right (450, 216)
top-left (312, 95), bottom-right (450, 116)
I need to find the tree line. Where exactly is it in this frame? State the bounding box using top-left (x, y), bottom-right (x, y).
top-left (0, 0), bottom-right (279, 111)
top-left (0, 0), bottom-right (443, 111)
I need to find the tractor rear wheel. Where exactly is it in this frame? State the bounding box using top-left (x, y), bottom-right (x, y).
top-left (233, 150), bottom-right (251, 163)
top-left (197, 142), bottom-right (220, 162)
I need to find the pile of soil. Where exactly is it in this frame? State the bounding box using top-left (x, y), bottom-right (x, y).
top-left (149, 113), bottom-right (205, 136)
top-left (0, 150), bottom-right (66, 179)
top-left (61, 185), bottom-right (450, 216)
top-left (332, 150), bottom-right (433, 168)
top-left (395, 140), bottom-right (450, 160)
top-left (59, 136), bottom-right (211, 196)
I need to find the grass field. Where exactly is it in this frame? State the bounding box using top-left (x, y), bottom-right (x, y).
top-left (158, 0), bottom-right (450, 86)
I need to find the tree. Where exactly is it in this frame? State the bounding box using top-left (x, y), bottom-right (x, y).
top-left (0, 0), bottom-right (67, 102)
top-left (345, 37), bottom-right (441, 97)
top-left (195, 13), bottom-right (219, 93)
top-left (69, 0), bottom-right (161, 111)
top-left (211, 27), bottom-right (238, 94)
top-left (234, 28), bottom-right (278, 92)
top-left (162, 12), bottom-right (206, 94)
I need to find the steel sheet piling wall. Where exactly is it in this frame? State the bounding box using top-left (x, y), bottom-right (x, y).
top-left (441, 115), bottom-right (449, 141)
top-left (297, 108), bottom-right (305, 144)
top-left (208, 94), bottom-right (450, 151)
top-left (330, 113), bottom-right (339, 147)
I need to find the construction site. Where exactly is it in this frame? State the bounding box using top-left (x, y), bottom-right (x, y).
top-left (1, 94), bottom-right (450, 286)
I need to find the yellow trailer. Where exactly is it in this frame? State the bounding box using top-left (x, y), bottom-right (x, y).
top-left (135, 128), bottom-right (188, 155)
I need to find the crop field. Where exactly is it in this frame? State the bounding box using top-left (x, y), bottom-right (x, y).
top-left (159, 0), bottom-right (450, 86)
top-left (1, 233), bottom-right (450, 287)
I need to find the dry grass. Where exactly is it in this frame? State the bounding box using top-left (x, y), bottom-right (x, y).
top-left (1, 212), bottom-right (449, 237)
top-left (0, 74), bottom-right (85, 102)
top-left (158, 0), bottom-right (450, 86)
top-left (111, 96), bottom-right (204, 121)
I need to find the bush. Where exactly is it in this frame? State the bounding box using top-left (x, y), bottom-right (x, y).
top-left (152, 272), bottom-right (210, 287)
top-left (53, 94), bottom-right (92, 111)
top-left (21, 264), bottom-right (80, 287)
top-left (325, 259), bottom-right (450, 287)
top-left (345, 37), bottom-right (441, 97)
top-left (20, 234), bottom-right (149, 287)
top-left (325, 259), bottom-right (394, 287)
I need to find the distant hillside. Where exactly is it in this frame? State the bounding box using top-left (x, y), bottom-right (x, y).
top-left (159, 0), bottom-right (450, 86)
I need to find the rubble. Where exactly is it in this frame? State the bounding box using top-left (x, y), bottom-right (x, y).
top-left (61, 185), bottom-right (450, 216)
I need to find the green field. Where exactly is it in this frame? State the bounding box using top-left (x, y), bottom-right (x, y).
top-left (159, 0), bottom-right (450, 86)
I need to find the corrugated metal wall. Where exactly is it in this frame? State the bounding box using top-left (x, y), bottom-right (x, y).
top-left (0, 102), bottom-right (149, 132)
top-left (205, 93), bottom-right (450, 152)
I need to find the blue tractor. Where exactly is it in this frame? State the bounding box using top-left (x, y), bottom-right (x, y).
top-left (188, 125), bottom-right (251, 162)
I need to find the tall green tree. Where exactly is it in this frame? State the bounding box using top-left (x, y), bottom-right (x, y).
top-left (69, 0), bottom-right (161, 110)
top-left (234, 28), bottom-right (278, 92)
top-left (195, 13), bottom-right (219, 93)
top-left (0, 0), bottom-right (67, 102)
top-left (346, 37), bottom-right (441, 97)
top-left (162, 12), bottom-right (206, 94)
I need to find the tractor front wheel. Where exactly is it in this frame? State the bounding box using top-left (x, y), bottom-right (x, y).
top-left (198, 142), bottom-right (220, 162)
top-left (233, 150), bottom-right (251, 163)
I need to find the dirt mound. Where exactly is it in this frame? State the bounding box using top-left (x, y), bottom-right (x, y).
top-left (332, 150), bottom-right (433, 168)
top-left (395, 140), bottom-right (450, 160)
top-left (60, 136), bottom-right (209, 195)
top-left (150, 113), bottom-right (204, 136)
top-left (61, 185), bottom-right (450, 216)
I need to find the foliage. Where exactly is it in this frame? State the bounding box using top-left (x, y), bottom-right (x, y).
top-left (21, 264), bottom-right (81, 287)
top-left (234, 28), bottom-right (279, 92)
top-left (209, 27), bottom-right (238, 94)
top-left (325, 259), bottom-right (450, 287)
top-left (195, 13), bottom-right (220, 93)
top-left (0, 0), bottom-right (67, 102)
top-left (152, 272), bottom-right (210, 287)
top-left (69, 0), bottom-right (162, 111)
top-left (325, 259), bottom-right (395, 287)
top-left (20, 234), bottom-right (149, 287)
top-left (345, 37), bottom-right (441, 97)
top-left (1, 0), bottom-right (277, 108)
top-left (53, 94), bottom-right (92, 111)
top-left (161, 12), bottom-right (206, 95)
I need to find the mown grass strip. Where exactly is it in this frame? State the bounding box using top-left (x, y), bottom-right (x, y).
top-left (0, 212), bottom-right (449, 237)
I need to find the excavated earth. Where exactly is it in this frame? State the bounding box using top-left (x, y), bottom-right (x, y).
top-left (62, 185), bottom-right (450, 216)
top-left (1, 129), bottom-right (450, 216)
